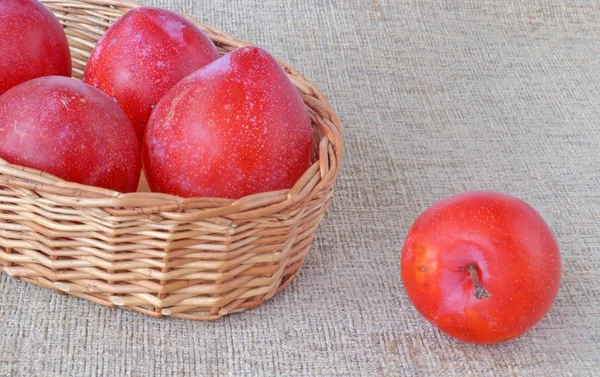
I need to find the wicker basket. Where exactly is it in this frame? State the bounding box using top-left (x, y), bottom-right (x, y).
top-left (0, 0), bottom-right (342, 320)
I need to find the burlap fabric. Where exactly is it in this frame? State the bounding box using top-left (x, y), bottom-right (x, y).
top-left (1, 0), bottom-right (599, 375)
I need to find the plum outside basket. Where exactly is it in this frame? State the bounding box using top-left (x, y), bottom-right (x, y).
top-left (0, 0), bottom-right (343, 320)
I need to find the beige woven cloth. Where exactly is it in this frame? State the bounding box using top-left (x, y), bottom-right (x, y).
top-left (1, 0), bottom-right (599, 375)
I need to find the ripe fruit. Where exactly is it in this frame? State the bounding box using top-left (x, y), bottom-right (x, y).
top-left (143, 46), bottom-right (313, 199)
top-left (83, 6), bottom-right (220, 142)
top-left (0, 76), bottom-right (141, 193)
top-left (0, 0), bottom-right (72, 95)
top-left (401, 191), bottom-right (561, 344)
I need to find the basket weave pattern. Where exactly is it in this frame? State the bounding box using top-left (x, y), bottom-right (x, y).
top-left (0, 0), bottom-right (342, 320)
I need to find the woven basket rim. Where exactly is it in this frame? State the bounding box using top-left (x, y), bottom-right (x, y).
top-left (0, 0), bottom-right (343, 220)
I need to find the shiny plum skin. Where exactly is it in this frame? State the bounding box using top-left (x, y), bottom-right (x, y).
top-left (83, 6), bottom-right (220, 142)
top-left (143, 46), bottom-right (313, 199)
top-left (0, 76), bottom-right (141, 193)
top-left (401, 191), bottom-right (561, 344)
top-left (0, 0), bottom-right (71, 94)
